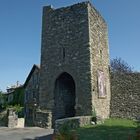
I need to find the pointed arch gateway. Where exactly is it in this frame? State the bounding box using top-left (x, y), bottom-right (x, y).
top-left (54, 72), bottom-right (76, 120)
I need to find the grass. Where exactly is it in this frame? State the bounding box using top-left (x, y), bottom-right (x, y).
top-left (77, 118), bottom-right (139, 140)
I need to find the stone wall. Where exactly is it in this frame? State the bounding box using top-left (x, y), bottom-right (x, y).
top-left (55, 116), bottom-right (92, 133)
top-left (110, 72), bottom-right (140, 120)
top-left (8, 108), bottom-right (18, 128)
top-left (88, 3), bottom-right (111, 119)
top-left (35, 110), bottom-right (52, 128)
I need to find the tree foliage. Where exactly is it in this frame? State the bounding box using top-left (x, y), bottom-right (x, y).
top-left (0, 91), bottom-right (7, 109)
top-left (0, 91), bottom-right (5, 102)
top-left (11, 87), bottom-right (24, 106)
top-left (110, 57), bottom-right (133, 73)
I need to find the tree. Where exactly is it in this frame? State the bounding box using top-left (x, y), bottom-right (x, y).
top-left (110, 57), bottom-right (133, 73)
top-left (0, 91), bottom-right (7, 109)
top-left (12, 87), bottom-right (24, 106)
top-left (0, 91), bottom-right (4, 104)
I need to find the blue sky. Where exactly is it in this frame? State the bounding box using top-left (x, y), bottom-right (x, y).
top-left (0, 0), bottom-right (140, 91)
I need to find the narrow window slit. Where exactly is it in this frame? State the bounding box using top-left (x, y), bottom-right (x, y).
top-left (62, 47), bottom-right (65, 61)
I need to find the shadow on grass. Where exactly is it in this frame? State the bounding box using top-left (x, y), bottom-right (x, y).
top-left (137, 121), bottom-right (140, 128)
top-left (77, 125), bottom-right (138, 140)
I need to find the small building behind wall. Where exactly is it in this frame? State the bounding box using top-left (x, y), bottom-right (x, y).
top-left (24, 64), bottom-right (40, 126)
top-left (5, 83), bottom-right (24, 106)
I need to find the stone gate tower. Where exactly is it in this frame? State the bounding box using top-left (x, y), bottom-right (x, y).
top-left (39, 1), bottom-right (111, 127)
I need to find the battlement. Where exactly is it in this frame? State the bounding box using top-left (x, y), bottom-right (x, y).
top-left (43, 1), bottom-right (106, 24)
top-left (43, 1), bottom-right (89, 11)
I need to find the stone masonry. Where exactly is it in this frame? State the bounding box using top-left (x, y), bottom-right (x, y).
top-left (88, 3), bottom-right (111, 119)
top-left (8, 108), bottom-right (18, 128)
top-left (110, 72), bottom-right (140, 120)
top-left (39, 1), bottom-right (111, 128)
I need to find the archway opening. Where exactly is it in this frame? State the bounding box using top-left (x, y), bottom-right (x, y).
top-left (54, 72), bottom-right (76, 120)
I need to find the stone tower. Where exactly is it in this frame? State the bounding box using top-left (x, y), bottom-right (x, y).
top-left (39, 1), bottom-right (111, 126)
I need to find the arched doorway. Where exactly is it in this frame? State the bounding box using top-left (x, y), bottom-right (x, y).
top-left (54, 72), bottom-right (76, 120)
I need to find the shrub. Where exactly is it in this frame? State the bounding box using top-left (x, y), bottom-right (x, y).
top-left (136, 126), bottom-right (140, 140)
top-left (0, 111), bottom-right (8, 126)
top-left (53, 123), bottom-right (79, 140)
top-left (7, 104), bottom-right (24, 118)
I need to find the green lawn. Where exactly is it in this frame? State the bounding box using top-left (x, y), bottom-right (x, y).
top-left (77, 118), bottom-right (139, 140)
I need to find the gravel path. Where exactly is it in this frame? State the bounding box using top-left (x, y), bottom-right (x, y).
top-left (0, 127), bottom-right (54, 140)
